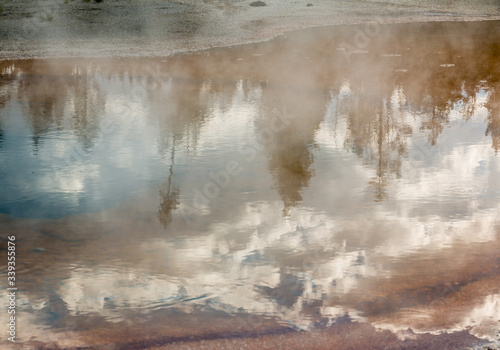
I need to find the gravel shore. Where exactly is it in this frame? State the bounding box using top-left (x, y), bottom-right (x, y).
top-left (0, 0), bottom-right (499, 60)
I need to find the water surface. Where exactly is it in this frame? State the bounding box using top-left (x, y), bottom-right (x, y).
top-left (1, 20), bottom-right (500, 349)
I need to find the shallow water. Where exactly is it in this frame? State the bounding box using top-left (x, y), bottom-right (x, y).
top-left (1, 21), bottom-right (500, 348)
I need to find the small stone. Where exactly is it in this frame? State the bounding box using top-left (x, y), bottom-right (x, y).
top-left (307, 3), bottom-right (313, 6)
top-left (250, 1), bottom-right (267, 7)
top-left (33, 247), bottom-right (47, 252)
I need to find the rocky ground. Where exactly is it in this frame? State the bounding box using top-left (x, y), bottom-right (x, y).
top-left (0, 0), bottom-right (499, 59)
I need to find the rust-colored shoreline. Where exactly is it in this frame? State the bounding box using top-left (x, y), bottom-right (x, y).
top-left (21, 320), bottom-right (488, 350)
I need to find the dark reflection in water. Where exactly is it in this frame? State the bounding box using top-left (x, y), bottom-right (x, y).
top-left (1, 20), bottom-right (500, 348)
top-left (259, 91), bottom-right (324, 215)
top-left (158, 138), bottom-right (180, 228)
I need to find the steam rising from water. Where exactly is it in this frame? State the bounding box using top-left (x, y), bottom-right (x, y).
top-left (0, 20), bottom-right (500, 349)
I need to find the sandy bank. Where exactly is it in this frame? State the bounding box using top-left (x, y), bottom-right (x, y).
top-left (0, 0), bottom-right (499, 60)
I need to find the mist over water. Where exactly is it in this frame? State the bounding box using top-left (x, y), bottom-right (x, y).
top-left (1, 20), bottom-right (500, 348)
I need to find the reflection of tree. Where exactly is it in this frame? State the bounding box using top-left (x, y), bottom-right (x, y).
top-left (0, 120), bottom-right (3, 147)
top-left (148, 20), bottom-right (500, 210)
top-left (4, 18), bottom-right (500, 219)
top-left (416, 71), bottom-right (465, 146)
top-left (16, 61), bottom-right (104, 152)
top-left (259, 89), bottom-right (324, 215)
top-left (146, 77), bottom-right (212, 157)
top-left (485, 86), bottom-right (500, 154)
top-left (142, 71), bottom-right (215, 227)
top-left (0, 65), bottom-right (9, 147)
top-left (0, 61), bottom-right (18, 120)
top-left (419, 103), bottom-right (450, 147)
top-left (343, 93), bottom-right (411, 202)
top-left (17, 62), bottom-right (67, 153)
top-left (269, 136), bottom-right (315, 215)
top-left (158, 138), bottom-right (180, 228)
top-left (332, 21), bottom-right (500, 202)
top-left (69, 69), bottom-right (105, 150)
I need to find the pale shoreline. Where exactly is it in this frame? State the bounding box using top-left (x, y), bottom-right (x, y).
top-left (1, 0), bottom-right (499, 60)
